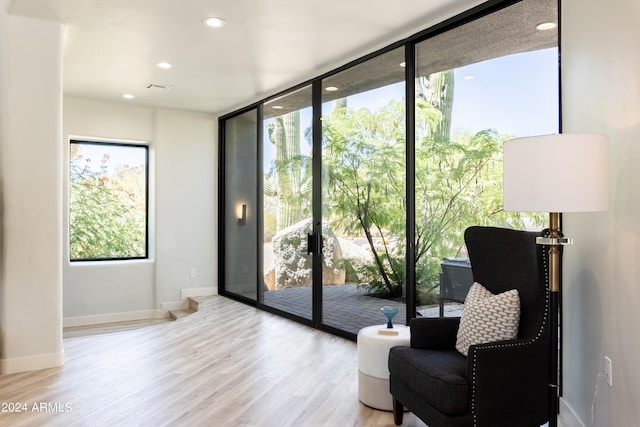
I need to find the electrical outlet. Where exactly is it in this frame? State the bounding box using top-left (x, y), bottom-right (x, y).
top-left (604, 356), bottom-right (613, 387)
top-left (190, 268), bottom-right (197, 278)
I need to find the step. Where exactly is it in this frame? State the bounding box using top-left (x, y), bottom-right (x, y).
top-left (168, 309), bottom-right (195, 321)
top-left (168, 297), bottom-right (203, 321)
top-left (188, 297), bottom-right (200, 312)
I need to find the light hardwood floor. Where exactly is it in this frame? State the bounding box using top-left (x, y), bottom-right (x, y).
top-left (0, 296), bottom-right (427, 427)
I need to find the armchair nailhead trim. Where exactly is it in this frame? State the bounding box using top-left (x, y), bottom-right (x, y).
top-left (470, 247), bottom-right (550, 427)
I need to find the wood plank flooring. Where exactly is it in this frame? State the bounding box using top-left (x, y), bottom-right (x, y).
top-left (0, 296), bottom-right (427, 427)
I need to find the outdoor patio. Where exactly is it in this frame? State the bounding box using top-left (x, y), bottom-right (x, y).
top-left (262, 284), bottom-right (463, 335)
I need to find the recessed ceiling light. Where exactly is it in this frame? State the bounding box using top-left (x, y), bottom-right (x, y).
top-left (272, 105), bottom-right (284, 109)
top-left (464, 75), bottom-right (475, 80)
top-left (156, 62), bottom-right (172, 69)
top-left (536, 22), bottom-right (557, 31)
top-left (202, 17), bottom-right (226, 28)
top-left (122, 94), bottom-right (135, 99)
top-left (325, 86), bottom-right (338, 92)
top-left (399, 62), bottom-right (406, 68)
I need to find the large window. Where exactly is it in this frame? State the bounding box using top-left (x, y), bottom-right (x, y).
top-left (69, 140), bottom-right (149, 261)
top-left (220, 0), bottom-right (559, 338)
top-left (411, 0), bottom-right (558, 315)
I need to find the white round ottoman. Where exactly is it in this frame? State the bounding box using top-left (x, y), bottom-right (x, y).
top-left (357, 324), bottom-right (410, 411)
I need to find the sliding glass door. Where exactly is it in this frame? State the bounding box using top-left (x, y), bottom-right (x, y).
top-left (222, 109), bottom-right (259, 300)
top-left (261, 86), bottom-right (314, 319)
top-left (219, 0), bottom-right (559, 339)
top-left (320, 47), bottom-right (407, 334)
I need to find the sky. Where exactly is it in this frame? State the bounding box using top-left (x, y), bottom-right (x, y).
top-left (71, 143), bottom-right (147, 176)
top-left (262, 47), bottom-right (559, 170)
top-left (451, 48), bottom-right (559, 137)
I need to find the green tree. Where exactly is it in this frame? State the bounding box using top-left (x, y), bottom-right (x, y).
top-left (323, 99), bottom-right (411, 297)
top-left (415, 128), bottom-right (506, 289)
top-left (69, 147), bottom-right (147, 260)
top-left (323, 76), bottom-right (539, 300)
top-left (413, 70), bottom-right (542, 297)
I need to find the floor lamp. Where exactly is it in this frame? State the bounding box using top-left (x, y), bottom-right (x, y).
top-left (503, 134), bottom-right (609, 427)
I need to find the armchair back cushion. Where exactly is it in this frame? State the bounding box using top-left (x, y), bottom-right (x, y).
top-left (463, 226), bottom-right (547, 340)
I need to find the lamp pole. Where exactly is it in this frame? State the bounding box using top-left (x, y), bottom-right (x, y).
top-left (543, 212), bottom-right (562, 427)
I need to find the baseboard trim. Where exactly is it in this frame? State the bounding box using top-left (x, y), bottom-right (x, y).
top-left (1, 351), bottom-right (65, 375)
top-left (63, 287), bottom-right (217, 328)
top-left (63, 309), bottom-right (166, 328)
top-left (559, 397), bottom-right (586, 427)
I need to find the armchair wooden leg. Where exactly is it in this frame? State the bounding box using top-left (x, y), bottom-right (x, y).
top-left (393, 397), bottom-right (404, 425)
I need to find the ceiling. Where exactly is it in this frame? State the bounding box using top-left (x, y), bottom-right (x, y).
top-left (266, 0), bottom-right (557, 119)
top-left (9, 0), bottom-right (556, 116)
top-left (8, 0), bottom-right (489, 115)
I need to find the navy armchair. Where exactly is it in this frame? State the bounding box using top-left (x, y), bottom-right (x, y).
top-left (388, 226), bottom-right (550, 427)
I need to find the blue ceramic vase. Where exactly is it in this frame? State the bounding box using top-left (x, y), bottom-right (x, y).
top-left (380, 306), bottom-right (399, 329)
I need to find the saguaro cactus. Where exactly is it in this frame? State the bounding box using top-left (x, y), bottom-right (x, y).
top-left (268, 110), bottom-right (310, 230)
top-left (418, 70), bottom-right (455, 141)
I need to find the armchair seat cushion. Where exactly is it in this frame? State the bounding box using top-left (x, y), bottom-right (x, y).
top-left (389, 346), bottom-right (469, 415)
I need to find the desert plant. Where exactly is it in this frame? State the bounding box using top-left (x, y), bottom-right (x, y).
top-left (69, 145), bottom-right (147, 260)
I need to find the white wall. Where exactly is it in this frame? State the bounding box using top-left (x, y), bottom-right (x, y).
top-left (63, 98), bottom-right (217, 322)
top-left (63, 99), bottom-right (157, 320)
top-left (561, 0), bottom-right (640, 426)
top-left (0, 1), bottom-right (217, 370)
top-left (154, 109), bottom-right (217, 306)
top-left (0, 9), bottom-right (64, 373)
top-left (0, 0), bottom-right (217, 373)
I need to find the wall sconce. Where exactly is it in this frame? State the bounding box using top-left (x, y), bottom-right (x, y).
top-left (237, 203), bottom-right (247, 225)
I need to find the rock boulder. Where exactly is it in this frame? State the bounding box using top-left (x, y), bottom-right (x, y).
top-left (269, 219), bottom-right (346, 289)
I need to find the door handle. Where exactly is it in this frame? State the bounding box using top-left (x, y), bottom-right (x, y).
top-left (307, 233), bottom-right (315, 255)
top-left (307, 232), bottom-right (322, 255)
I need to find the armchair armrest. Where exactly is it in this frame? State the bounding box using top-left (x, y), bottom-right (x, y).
top-left (410, 317), bottom-right (460, 349)
top-left (467, 337), bottom-right (548, 427)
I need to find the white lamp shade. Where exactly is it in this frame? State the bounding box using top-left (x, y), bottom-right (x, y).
top-left (503, 134), bottom-right (609, 212)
